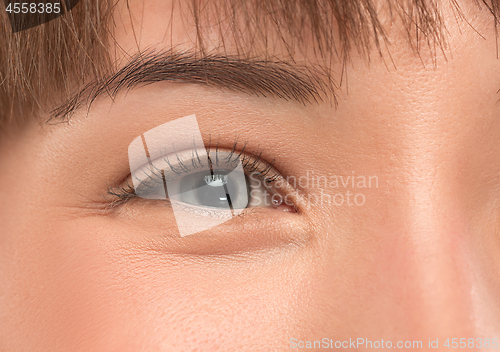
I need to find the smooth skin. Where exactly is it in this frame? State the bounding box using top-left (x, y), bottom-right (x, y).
top-left (1, 0), bottom-right (500, 350)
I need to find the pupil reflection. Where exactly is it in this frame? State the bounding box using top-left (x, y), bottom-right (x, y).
top-left (178, 170), bottom-right (249, 209)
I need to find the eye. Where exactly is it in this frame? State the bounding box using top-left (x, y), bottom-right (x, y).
top-left (104, 145), bottom-right (307, 249)
top-left (107, 148), bottom-right (295, 215)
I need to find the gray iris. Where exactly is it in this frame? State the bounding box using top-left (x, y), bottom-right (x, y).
top-left (178, 170), bottom-right (249, 208)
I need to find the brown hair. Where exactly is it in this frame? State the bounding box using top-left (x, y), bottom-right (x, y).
top-left (0, 0), bottom-right (113, 127)
top-left (1, 0), bottom-right (499, 127)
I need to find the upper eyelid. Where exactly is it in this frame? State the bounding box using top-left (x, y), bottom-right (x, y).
top-left (132, 142), bottom-right (281, 182)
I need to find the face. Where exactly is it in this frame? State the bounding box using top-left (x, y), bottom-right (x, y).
top-left (1, 0), bottom-right (500, 350)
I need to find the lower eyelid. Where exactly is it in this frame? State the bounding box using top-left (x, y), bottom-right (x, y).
top-left (108, 206), bottom-right (310, 256)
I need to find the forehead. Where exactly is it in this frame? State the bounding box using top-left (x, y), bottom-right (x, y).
top-left (111, 0), bottom-right (496, 66)
top-left (47, 0), bottom-right (498, 122)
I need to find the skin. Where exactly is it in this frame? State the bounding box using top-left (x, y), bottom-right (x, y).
top-left (1, 0), bottom-right (500, 350)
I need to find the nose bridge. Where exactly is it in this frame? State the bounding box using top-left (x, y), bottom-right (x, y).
top-left (376, 117), bottom-right (478, 334)
top-left (400, 193), bottom-right (474, 333)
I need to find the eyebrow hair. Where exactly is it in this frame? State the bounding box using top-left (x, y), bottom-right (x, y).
top-left (49, 50), bottom-right (333, 122)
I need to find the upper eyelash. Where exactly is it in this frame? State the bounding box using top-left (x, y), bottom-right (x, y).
top-left (104, 136), bottom-right (281, 207)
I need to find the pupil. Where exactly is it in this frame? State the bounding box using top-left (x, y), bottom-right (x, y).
top-left (196, 173), bottom-right (236, 208)
top-left (178, 170), bottom-right (250, 209)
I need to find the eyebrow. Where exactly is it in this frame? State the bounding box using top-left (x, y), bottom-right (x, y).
top-left (49, 50), bottom-right (333, 122)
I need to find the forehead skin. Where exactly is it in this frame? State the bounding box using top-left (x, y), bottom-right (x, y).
top-left (1, 0), bottom-right (500, 351)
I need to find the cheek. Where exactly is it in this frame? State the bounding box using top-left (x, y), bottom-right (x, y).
top-left (2, 222), bottom-right (132, 351)
top-left (4, 218), bottom-right (309, 351)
